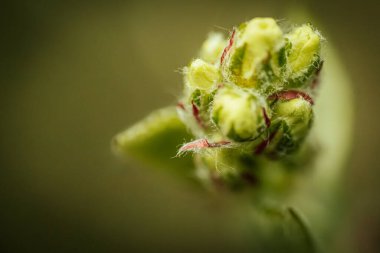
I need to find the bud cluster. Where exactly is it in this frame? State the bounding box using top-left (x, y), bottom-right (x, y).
top-left (177, 18), bottom-right (323, 182)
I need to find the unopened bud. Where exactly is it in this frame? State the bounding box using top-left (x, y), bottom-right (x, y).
top-left (285, 24), bottom-right (321, 84)
top-left (211, 87), bottom-right (266, 141)
top-left (274, 97), bottom-right (313, 139)
top-left (186, 59), bottom-right (219, 90)
top-left (223, 18), bottom-right (283, 88)
top-left (267, 97), bottom-right (313, 155)
top-left (199, 32), bottom-right (227, 64)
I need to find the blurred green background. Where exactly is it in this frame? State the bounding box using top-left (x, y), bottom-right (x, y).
top-left (1, 0), bottom-right (379, 252)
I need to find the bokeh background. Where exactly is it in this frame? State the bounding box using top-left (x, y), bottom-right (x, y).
top-left (1, 0), bottom-right (379, 252)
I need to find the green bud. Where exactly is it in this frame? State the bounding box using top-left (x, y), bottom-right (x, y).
top-left (211, 87), bottom-right (266, 141)
top-left (199, 32), bottom-right (227, 64)
top-left (266, 97), bottom-right (313, 155)
top-left (186, 59), bottom-right (219, 90)
top-left (273, 97), bottom-right (313, 140)
top-left (223, 18), bottom-right (283, 88)
top-left (286, 24), bottom-right (321, 79)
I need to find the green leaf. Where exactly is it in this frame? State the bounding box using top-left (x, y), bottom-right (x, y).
top-left (112, 107), bottom-right (194, 174)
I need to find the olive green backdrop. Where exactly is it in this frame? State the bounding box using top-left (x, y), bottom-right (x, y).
top-left (1, 0), bottom-right (379, 252)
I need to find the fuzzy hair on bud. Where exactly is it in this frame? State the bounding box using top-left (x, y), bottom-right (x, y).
top-left (199, 32), bottom-right (227, 64)
top-left (286, 24), bottom-right (321, 78)
top-left (185, 59), bottom-right (220, 90)
top-left (273, 97), bottom-right (313, 143)
top-left (211, 87), bottom-right (266, 141)
top-left (222, 17), bottom-right (284, 88)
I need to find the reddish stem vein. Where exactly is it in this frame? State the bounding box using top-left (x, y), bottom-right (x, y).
top-left (220, 29), bottom-right (236, 65)
top-left (268, 90), bottom-right (314, 105)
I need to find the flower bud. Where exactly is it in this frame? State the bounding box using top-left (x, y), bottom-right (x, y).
top-left (199, 32), bottom-right (227, 64)
top-left (267, 97), bottom-right (313, 155)
top-left (186, 59), bottom-right (219, 90)
top-left (211, 87), bottom-right (266, 141)
top-left (285, 24), bottom-right (322, 86)
top-left (223, 18), bottom-right (283, 88)
top-left (273, 97), bottom-right (313, 140)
